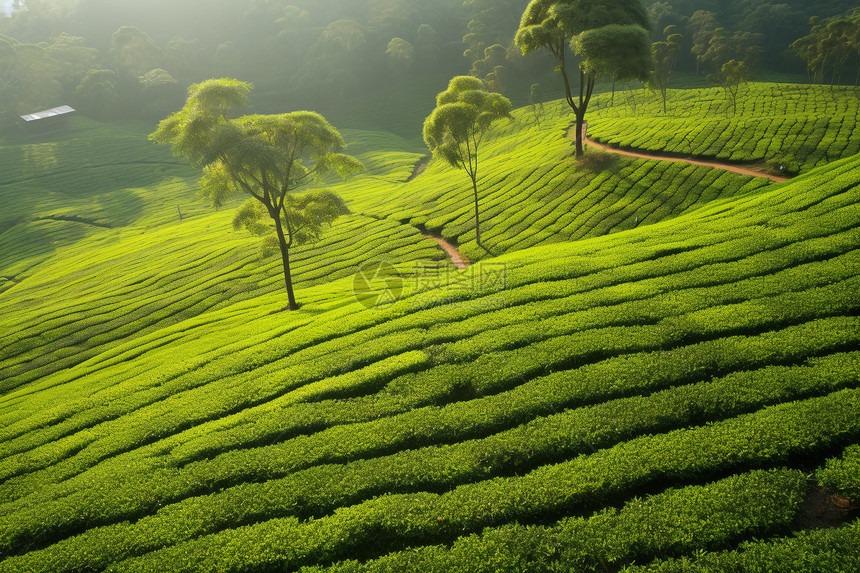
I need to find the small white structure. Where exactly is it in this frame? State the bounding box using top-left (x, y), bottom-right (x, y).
top-left (20, 106), bottom-right (76, 133)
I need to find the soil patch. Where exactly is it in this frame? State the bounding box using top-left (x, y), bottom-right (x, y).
top-left (796, 485), bottom-right (858, 530)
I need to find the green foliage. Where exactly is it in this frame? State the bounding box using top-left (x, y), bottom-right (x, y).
top-left (574, 24), bottom-right (653, 82)
top-left (2, 66), bottom-right (860, 573)
top-left (626, 521), bottom-right (860, 572)
top-left (791, 9), bottom-right (860, 85)
top-left (516, 0), bottom-right (652, 155)
top-left (817, 444), bottom-right (860, 501)
top-left (302, 469), bottom-right (808, 573)
top-left (516, 0), bottom-right (650, 50)
top-left (1, 144), bottom-right (859, 570)
top-left (720, 59), bottom-right (750, 115)
top-left (109, 26), bottom-right (163, 77)
top-left (75, 69), bottom-right (119, 120)
top-left (385, 37), bottom-right (414, 74)
top-left (234, 190), bottom-right (349, 257)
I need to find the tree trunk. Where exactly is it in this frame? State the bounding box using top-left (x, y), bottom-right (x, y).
top-left (574, 113), bottom-right (585, 157)
top-left (471, 173), bottom-right (489, 253)
top-left (272, 211), bottom-right (299, 310)
top-left (574, 74), bottom-right (593, 158)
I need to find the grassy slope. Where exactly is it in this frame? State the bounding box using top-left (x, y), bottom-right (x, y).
top-left (0, 89), bottom-right (785, 388)
top-left (331, 99), bottom-right (772, 261)
top-left (587, 83), bottom-right (860, 174)
top-left (0, 149), bottom-right (858, 571)
top-left (1, 84), bottom-right (859, 571)
top-left (0, 119), bottom-right (449, 389)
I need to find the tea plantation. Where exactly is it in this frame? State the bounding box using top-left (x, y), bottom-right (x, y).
top-left (587, 83), bottom-right (860, 174)
top-left (0, 83), bottom-right (858, 572)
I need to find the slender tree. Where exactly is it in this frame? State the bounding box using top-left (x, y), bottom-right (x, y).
top-left (650, 25), bottom-right (683, 113)
top-left (150, 78), bottom-right (363, 310)
top-left (689, 10), bottom-right (718, 76)
top-left (515, 0), bottom-right (652, 157)
top-left (721, 59), bottom-right (749, 116)
top-left (423, 76), bottom-right (511, 253)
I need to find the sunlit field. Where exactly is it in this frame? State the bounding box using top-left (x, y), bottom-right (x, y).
top-left (2, 0), bottom-right (860, 570)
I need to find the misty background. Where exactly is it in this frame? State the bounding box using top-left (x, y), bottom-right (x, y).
top-left (1, 0), bottom-right (857, 137)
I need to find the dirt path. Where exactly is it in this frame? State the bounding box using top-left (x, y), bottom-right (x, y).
top-left (407, 156), bottom-right (431, 182)
top-left (579, 132), bottom-right (791, 183)
top-left (424, 234), bottom-right (469, 269)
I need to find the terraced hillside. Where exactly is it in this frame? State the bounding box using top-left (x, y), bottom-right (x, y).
top-left (587, 83), bottom-right (860, 174)
top-left (333, 100), bottom-right (774, 259)
top-left (1, 136), bottom-right (859, 573)
top-left (0, 95), bottom-right (786, 389)
top-left (0, 119), bottom-right (448, 389)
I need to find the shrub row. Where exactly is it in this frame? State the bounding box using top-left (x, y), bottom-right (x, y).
top-left (587, 84), bottom-right (860, 173)
top-left (6, 213), bottom-right (854, 491)
top-left (298, 469), bottom-right (808, 573)
top-left (94, 389), bottom-right (860, 572)
top-left (1, 340), bottom-right (855, 564)
top-left (5, 256), bottom-right (855, 509)
top-left (817, 444), bottom-right (860, 502)
top-left (627, 520), bottom-right (860, 573)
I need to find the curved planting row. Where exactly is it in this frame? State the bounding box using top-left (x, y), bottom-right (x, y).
top-left (0, 154), bottom-right (858, 571)
top-left (0, 213), bottom-right (443, 389)
top-left (337, 101), bottom-right (770, 259)
top-left (588, 83), bottom-right (860, 173)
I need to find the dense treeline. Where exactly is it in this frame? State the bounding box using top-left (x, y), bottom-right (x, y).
top-left (0, 0), bottom-right (545, 130)
top-left (0, 0), bottom-right (857, 132)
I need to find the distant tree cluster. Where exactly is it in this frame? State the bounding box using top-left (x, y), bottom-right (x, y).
top-left (2, 0), bottom-right (857, 133)
top-left (1, 0), bottom-right (527, 128)
top-left (791, 9), bottom-right (860, 85)
top-left (641, 0), bottom-right (858, 82)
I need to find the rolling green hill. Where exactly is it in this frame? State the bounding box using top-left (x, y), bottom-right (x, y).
top-left (1, 84), bottom-right (859, 572)
top-left (330, 100), bottom-right (773, 260)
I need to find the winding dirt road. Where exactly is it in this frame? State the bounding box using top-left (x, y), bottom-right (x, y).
top-left (576, 127), bottom-right (791, 183)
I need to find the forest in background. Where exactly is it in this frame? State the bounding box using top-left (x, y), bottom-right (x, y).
top-left (1, 0), bottom-right (859, 135)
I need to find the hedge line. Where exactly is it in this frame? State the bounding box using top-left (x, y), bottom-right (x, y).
top-left (627, 520), bottom-right (860, 573)
top-left (96, 389), bottom-right (860, 572)
top-left (299, 469), bottom-right (808, 573)
top-left (2, 349), bottom-right (854, 569)
top-left (817, 445), bottom-right (860, 502)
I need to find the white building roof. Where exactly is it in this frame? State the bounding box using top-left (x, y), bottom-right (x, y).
top-left (20, 106), bottom-right (76, 122)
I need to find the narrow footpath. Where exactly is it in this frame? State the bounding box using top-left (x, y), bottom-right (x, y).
top-left (424, 234), bottom-right (469, 269)
top-left (573, 125), bottom-right (791, 183)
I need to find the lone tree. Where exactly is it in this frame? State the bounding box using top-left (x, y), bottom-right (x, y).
top-left (721, 59), bottom-right (750, 116)
top-left (423, 76), bottom-right (511, 253)
top-left (515, 0), bottom-right (652, 157)
top-left (150, 78), bottom-right (363, 310)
